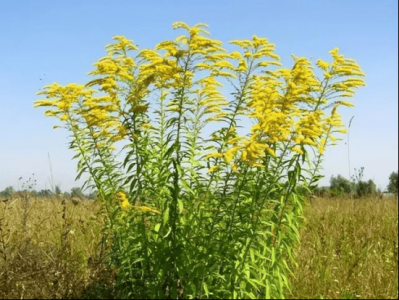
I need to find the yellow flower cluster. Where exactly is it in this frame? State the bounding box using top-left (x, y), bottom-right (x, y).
top-left (318, 48), bottom-right (365, 106)
top-left (293, 111), bottom-right (326, 146)
top-left (115, 191), bottom-right (130, 210)
top-left (35, 83), bottom-right (94, 120)
top-left (35, 22), bottom-right (365, 181)
top-left (198, 76), bottom-right (228, 121)
top-left (136, 205), bottom-right (161, 214)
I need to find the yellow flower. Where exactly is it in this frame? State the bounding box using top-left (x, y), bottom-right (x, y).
top-left (208, 166), bottom-right (220, 173)
top-left (141, 123), bottom-right (152, 129)
top-left (137, 206), bottom-right (161, 214)
top-left (230, 162), bottom-right (239, 172)
top-left (121, 199), bottom-right (130, 210)
top-left (60, 115), bottom-right (68, 121)
top-left (131, 105), bottom-right (149, 113)
top-left (291, 146), bottom-right (304, 155)
top-left (335, 101), bottom-right (355, 107)
top-left (206, 152), bottom-right (223, 159)
top-left (316, 59), bottom-right (329, 71)
top-left (115, 191), bottom-right (130, 210)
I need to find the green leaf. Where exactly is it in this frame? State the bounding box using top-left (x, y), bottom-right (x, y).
top-left (203, 282), bottom-right (209, 297)
top-left (163, 207), bottom-right (169, 225)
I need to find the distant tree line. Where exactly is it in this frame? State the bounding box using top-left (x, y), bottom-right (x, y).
top-left (1, 171), bottom-right (397, 199)
top-left (0, 185), bottom-right (97, 199)
top-left (311, 170), bottom-right (398, 197)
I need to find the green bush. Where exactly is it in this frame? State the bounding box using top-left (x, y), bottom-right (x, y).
top-left (0, 186), bottom-right (15, 197)
top-left (386, 171), bottom-right (398, 194)
top-left (71, 187), bottom-right (85, 199)
top-left (355, 179), bottom-right (377, 197)
top-left (330, 175), bottom-right (353, 194)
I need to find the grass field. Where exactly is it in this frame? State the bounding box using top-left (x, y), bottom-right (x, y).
top-left (0, 194), bottom-right (397, 299)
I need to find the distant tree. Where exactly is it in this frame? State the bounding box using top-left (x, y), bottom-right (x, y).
top-left (0, 186), bottom-right (15, 197)
top-left (386, 171), bottom-right (398, 194)
top-left (71, 187), bottom-right (85, 199)
top-left (37, 189), bottom-right (53, 197)
top-left (356, 179), bottom-right (377, 197)
top-left (86, 191), bottom-right (98, 200)
top-left (313, 186), bottom-right (330, 197)
top-left (330, 175), bottom-right (353, 194)
top-left (54, 184), bottom-right (62, 195)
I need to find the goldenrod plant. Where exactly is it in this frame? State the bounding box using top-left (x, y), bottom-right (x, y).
top-left (35, 21), bottom-right (365, 299)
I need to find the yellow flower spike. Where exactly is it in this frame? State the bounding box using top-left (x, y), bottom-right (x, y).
top-left (115, 191), bottom-right (130, 211)
top-left (315, 145), bottom-right (324, 154)
top-left (33, 99), bottom-right (58, 108)
top-left (316, 59), bottom-right (330, 71)
top-left (241, 150), bottom-right (248, 161)
top-left (111, 36), bottom-right (138, 51)
top-left (230, 163), bottom-right (239, 173)
top-left (265, 147), bottom-right (276, 157)
top-left (44, 110), bottom-right (58, 117)
top-left (336, 128), bottom-right (348, 133)
top-left (140, 123), bottom-right (152, 129)
top-left (224, 150), bottom-right (234, 163)
top-left (121, 199), bottom-right (130, 210)
top-left (131, 105), bottom-right (149, 113)
top-left (172, 21), bottom-right (190, 31)
top-left (208, 166), bottom-right (220, 173)
top-left (291, 146), bottom-right (304, 155)
top-left (206, 153), bottom-right (223, 159)
top-left (137, 206), bottom-right (161, 214)
top-left (335, 101), bottom-right (355, 107)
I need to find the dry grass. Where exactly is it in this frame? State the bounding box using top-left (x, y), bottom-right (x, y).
top-left (1, 194), bottom-right (397, 299)
top-left (0, 195), bottom-right (115, 299)
top-left (288, 195), bottom-right (398, 299)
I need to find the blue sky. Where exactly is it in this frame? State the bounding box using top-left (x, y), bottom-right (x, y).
top-left (0, 0), bottom-right (397, 192)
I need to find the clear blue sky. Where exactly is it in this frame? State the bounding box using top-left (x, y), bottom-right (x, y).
top-left (0, 0), bottom-right (397, 192)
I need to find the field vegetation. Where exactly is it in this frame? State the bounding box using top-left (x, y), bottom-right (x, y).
top-left (3, 20), bottom-right (395, 299)
top-left (0, 194), bottom-right (397, 299)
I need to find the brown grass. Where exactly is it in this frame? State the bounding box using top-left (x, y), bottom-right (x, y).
top-left (0, 196), bottom-right (115, 299)
top-left (288, 195), bottom-right (398, 299)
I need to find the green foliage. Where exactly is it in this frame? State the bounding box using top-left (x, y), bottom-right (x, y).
top-left (330, 187), bottom-right (346, 197)
top-left (386, 171), bottom-right (398, 194)
top-left (85, 191), bottom-right (98, 199)
top-left (37, 189), bottom-right (53, 197)
top-left (71, 187), bottom-right (85, 199)
top-left (35, 22), bottom-right (365, 299)
top-left (54, 184), bottom-right (62, 195)
top-left (330, 175), bottom-right (353, 194)
top-left (355, 179), bottom-right (377, 197)
top-left (0, 186), bottom-right (14, 197)
top-left (313, 186), bottom-right (330, 197)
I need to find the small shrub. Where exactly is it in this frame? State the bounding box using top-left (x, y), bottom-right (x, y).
top-left (0, 186), bottom-right (15, 197)
top-left (330, 175), bottom-right (353, 194)
top-left (355, 179), bottom-right (377, 197)
top-left (71, 187), bottom-right (85, 199)
top-left (387, 171), bottom-right (398, 194)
